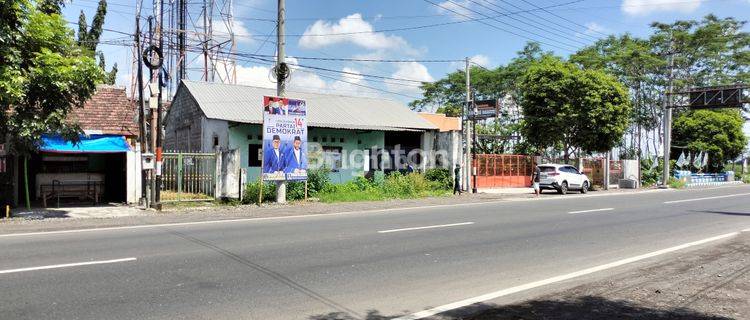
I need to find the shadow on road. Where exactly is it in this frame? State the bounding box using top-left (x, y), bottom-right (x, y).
top-left (695, 210), bottom-right (750, 217)
top-left (308, 295), bottom-right (732, 320)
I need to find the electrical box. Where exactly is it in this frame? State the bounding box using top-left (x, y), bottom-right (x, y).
top-left (142, 153), bottom-right (155, 170)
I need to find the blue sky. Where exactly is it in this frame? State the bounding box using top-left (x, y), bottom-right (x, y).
top-left (62, 0), bottom-right (750, 102)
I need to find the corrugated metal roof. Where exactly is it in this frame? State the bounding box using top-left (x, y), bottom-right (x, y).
top-left (180, 80), bottom-right (437, 131)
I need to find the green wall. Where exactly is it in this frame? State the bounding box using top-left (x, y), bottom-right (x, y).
top-left (228, 124), bottom-right (385, 183)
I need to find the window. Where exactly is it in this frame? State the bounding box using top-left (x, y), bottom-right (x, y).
top-left (248, 144), bottom-right (262, 167)
top-left (212, 135), bottom-right (219, 148)
top-left (323, 146), bottom-right (343, 171)
top-left (339, 138), bottom-right (345, 143)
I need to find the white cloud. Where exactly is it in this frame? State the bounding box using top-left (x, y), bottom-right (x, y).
top-left (234, 57), bottom-right (328, 92)
top-left (385, 62), bottom-right (434, 95)
top-left (576, 22), bottom-right (611, 38)
top-left (622, 0), bottom-right (704, 15)
top-left (298, 13), bottom-right (414, 53)
top-left (470, 54), bottom-right (491, 68)
top-left (235, 64), bottom-right (275, 89)
top-left (434, 0), bottom-right (475, 21)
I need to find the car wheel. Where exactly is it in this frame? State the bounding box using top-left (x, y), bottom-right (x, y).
top-left (580, 181), bottom-right (589, 194)
top-left (558, 182), bottom-right (568, 195)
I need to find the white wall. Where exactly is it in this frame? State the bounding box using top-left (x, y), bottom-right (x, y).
top-left (126, 147), bottom-right (142, 204)
top-left (201, 118), bottom-right (230, 152)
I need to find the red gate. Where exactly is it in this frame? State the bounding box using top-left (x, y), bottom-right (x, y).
top-left (473, 154), bottom-right (534, 188)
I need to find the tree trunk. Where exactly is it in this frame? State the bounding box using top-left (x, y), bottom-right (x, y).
top-left (24, 155), bottom-right (30, 210)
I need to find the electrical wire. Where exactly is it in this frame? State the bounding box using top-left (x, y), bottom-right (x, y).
top-left (422, 0), bottom-right (576, 52)
top-left (464, 0), bottom-right (592, 46)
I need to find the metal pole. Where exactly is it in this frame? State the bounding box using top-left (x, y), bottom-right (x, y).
top-left (178, 0), bottom-right (186, 80)
top-left (464, 57), bottom-right (471, 192)
top-left (472, 101), bottom-right (477, 193)
top-left (154, 0), bottom-right (164, 210)
top-left (275, 0), bottom-right (287, 203)
top-left (148, 16), bottom-right (156, 207)
top-left (135, 9), bottom-right (148, 207)
top-left (661, 38), bottom-right (675, 188)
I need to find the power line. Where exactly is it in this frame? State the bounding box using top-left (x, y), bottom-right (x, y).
top-left (478, 0), bottom-right (601, 42)
top-left (516, 0), bottom-right (610, 38)
top-left (443, 0), bottom-right (582, 50)
top-left (423, 0), bottom-right (576, 52)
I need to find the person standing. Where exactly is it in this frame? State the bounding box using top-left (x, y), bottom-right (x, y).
top-left (532, 165), bottom-right (541, 197)
top-left (453, 163), bottom-right (462, 195)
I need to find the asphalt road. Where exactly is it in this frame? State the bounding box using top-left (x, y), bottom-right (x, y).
top-left (2, 185), bottom-right (750, 320)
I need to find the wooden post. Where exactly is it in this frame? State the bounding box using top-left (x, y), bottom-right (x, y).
top-left (304, 180), bottom-right (308, 201)
top-left (5, 205), bottom-right (9, 218)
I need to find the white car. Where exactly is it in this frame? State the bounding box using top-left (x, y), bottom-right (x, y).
top-left (537, 164), bottom-right (591, 195)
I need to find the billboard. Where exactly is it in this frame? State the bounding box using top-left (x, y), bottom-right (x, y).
top-left (262, 96), bottom-right (308, 181)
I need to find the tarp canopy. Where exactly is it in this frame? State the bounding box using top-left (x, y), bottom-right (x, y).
top-left (40, 134), bottom-right (131, 153)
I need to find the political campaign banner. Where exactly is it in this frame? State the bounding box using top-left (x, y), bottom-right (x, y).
top-left (261, 96), bottom-right (308, 181)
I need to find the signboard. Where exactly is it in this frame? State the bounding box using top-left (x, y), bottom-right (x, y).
top-left (687, 85), bottom-right (747, 109)
top-left (262, 96), bottom-right (308, 181)
top-left (471, 99), bottom-right (499, 119)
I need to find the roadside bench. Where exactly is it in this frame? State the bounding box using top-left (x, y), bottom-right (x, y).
top-left (40, 180), bottom-right (103, 208)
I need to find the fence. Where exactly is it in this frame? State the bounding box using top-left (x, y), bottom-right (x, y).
top-left (473, 154), bottom-right (534, 188)
top-left (160, 152), bottom-right (217, 202)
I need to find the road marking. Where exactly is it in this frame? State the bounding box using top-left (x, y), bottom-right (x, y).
top-left (0, 257), bottom-right (137, 275)
top-left (663, 192), bottom-right (750, 204)
top-left (394, 232), bottom-right (739, 320)
top-left (378, 222), bottom-right (474, 234)
top-left (568, 208), bottom-right (614, 214)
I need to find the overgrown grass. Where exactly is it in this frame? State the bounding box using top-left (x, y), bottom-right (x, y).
top-left (668, 177), bottom-right (687, 189)
top-left (244, 168), bottom-right (453, 204)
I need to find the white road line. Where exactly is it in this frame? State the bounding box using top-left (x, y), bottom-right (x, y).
top-left (394, 232), bottom-right (739, 320)
top-left (663, 192), bottom-right (750, 204)
top-left (378, 222), bottom-right (474, 234)
top-left (0, 257), bottom-right (137, 275)
top-left (568, 208), bottom-right (614, 214)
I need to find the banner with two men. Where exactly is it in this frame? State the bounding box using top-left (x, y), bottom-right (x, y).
top-left (261, 96), bottom-right (308, 181)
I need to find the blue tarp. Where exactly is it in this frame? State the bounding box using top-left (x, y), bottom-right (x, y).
top-left (40, 134), bottom-right (131, 153)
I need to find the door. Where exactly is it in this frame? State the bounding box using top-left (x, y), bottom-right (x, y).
top-left (564, 166), bottom-right (583, 187)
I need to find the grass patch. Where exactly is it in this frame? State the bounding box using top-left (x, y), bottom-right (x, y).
top-left (245, 168), bottom-right (453, 204)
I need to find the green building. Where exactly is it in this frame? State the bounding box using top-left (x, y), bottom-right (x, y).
top-left (164, 81), bottom-right (460, 183)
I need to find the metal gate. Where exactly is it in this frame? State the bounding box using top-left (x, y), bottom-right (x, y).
top-left (473, 154), bottom-right (535, 188)
top-left (160, 152), bottom-right (217, 202)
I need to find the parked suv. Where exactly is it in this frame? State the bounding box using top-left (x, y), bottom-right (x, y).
top-left (537, 164), bottom-right (590, 195)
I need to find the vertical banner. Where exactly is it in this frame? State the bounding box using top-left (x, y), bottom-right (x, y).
top-left (262, 96), bottom-right (308, 181)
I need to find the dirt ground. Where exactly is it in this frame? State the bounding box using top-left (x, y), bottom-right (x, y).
top-left (464, 233), bottom-right (750, 320)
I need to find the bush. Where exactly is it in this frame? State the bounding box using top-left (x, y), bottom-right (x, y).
top-left (287, 181), bottom-right (306, 201)
top-left (372, 170), bottom-right (385, 187)
top-left (382, 171), bottom-right (432, 198)
top-left (668, 177), bottom-right (687, 189)
top-left (424, 168), bottom-right (452, 190)
top-left (244, 181), bottom-right (276, 204)
top-left (307, 167), bottom-right (332, 195)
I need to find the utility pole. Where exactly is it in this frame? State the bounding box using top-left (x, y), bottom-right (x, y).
top-left (464, 57), bottom-right (472, 193)
top-left (154, 0), bottom-right (165, 210)
top-left (661, 37), bottom-right (675, 188)
top-left (177, 0), bottom-right (186, 80)
top-left (135, 5), bottom-right (148, 207)
top-left (275, 0), bottom-right (287, 203)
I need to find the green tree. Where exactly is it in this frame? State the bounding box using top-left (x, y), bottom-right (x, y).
top-left (519, 57), bottom-right (632, 160)
top-left (0, 0), bottom-right (104, 208)
top-left (672, 109), bottom-right (747, 172)
top-left (77, 0), bottom-right (117, 84)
